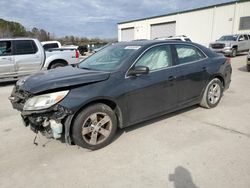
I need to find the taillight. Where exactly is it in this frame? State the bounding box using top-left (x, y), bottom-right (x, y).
top-left (75, 50), bottom-right (80, 58)
top-left (226, 57), bottom-right (231, 64)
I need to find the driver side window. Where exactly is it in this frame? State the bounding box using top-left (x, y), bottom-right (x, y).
top-left (0, 41), bottom-right (12, 56)
top-left (238, 35), bottom-right (244, 41)
top-left (135, 45), bottom-right (172, 71)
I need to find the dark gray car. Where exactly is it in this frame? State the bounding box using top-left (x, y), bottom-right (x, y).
top-left (9, 40), bottom-right (232, 150)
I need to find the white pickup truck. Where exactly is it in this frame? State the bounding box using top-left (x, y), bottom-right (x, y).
top-left (0, 38), bottom-right (80, 81)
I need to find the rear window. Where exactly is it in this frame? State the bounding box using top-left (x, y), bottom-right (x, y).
top-left (14, 40), bottom-right (38, 55)
top-left (243, 35), bottom-right (249, 40)
top-left (43, 43), bottom-right (59, 50)
top-left (175, 44), bottom-right (206, 64)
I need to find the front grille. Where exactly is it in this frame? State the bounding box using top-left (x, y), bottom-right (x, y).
top-left (211, 43), bottom-right (225, 49)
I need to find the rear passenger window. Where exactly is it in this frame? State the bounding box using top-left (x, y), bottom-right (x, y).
top-left (175, 44), bottom-right (206, 65)
top-left (14, 40), bottom-right (37, 55)
top-left (43, 43), bottom-right (59, 50)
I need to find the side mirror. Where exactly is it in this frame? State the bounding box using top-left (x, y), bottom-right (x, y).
top-left (127, 66), bottom-right (149, 77)
top-left (238, 38), bottom-right (244, 41)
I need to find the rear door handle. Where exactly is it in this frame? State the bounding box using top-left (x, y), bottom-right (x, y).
top-left (168, 76), bottom-right (176, 81)
top-left (0, 57), bottom-right (12, 60)
top-left (202, 67), bottom-right (207, 71)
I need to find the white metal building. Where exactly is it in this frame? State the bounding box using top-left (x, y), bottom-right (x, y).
top-left (118, 0), bottom-right (250, 46)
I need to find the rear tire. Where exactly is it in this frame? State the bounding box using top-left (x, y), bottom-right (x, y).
top-left (72, 104), bottom-right (117, 150)
top-left (200, 78), bottom-right (223, 109)
top-left (49, 62), bottom-right (67, 69)
top-left (247, 65), bottom-right (250, 72)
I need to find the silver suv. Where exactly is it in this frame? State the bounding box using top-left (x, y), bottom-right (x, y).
top-left (209, 34), bottom-right (250, 57)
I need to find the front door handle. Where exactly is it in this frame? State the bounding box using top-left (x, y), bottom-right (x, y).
top-left (168, 76), bottom-right (176, 81)
top-left (202, 67), bottom-right (207, 71)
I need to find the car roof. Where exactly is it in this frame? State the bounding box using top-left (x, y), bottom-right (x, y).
top-left (0, 38), bottom-right (37, 41)
top-left (120, 40), bottom-right (186, 46)
top-left (117, 40), bottom-right (192, 46)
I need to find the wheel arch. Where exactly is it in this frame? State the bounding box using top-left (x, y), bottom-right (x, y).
top-left (213, 74), bottom-right (225, 88)
top-left (200, 74), bottom-right (225, 101)
top-left (48, 59), bottom-right (68, 69)
top-left (66, 98), bottom-right (123, 144)
top-left (232, 45), bottom-right (238, 50)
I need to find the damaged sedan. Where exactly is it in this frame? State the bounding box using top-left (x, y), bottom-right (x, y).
top-left (9, 40), bottom-right (232, 150)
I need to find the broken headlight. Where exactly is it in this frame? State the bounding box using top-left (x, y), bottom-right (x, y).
top-left (23, 90), bottom-right (69, 111)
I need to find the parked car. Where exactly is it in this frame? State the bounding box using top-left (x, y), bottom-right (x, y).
top-left (93, 43), bottom-right (112, 53)
top-left (41, 41), bottom-right (62, 50)
top-left (155, 35), bottom-right (192, 42)
top-left (0, 38), bottom-right (80, 81)
top-left (78, 45), bottom-right (88, 56)
top-left (209, 34), bottom-right (250, 57)
top-left (247, 50), bottom-right (250, 72)
top-left (9, 40), bottom-right (232, 150)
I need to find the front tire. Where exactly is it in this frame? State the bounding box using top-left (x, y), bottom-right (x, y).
top-left (200, 78), bottom-right (223, 109)
top-left (230, 48), bottom-right (237, 57)
top-left (72, 104), bottom-right (117, 150)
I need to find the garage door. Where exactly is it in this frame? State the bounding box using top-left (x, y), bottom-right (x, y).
top-left (150, 22), bottom-right (176, 39)
top-left (121, 27), bottom-right (134, 41)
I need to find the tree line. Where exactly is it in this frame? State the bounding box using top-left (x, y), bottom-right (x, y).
top-left (0, 18), bottom-right (116, 45)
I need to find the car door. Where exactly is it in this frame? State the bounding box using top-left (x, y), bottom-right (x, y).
top-left (243, 35), bottom-right (250, 50)
top-left (13, 40), bottom-right (43, 76)
top-left (124, 44), bottom-right (178, 124)
top-left (0, 40), bottom-right (15, 78)
top-left (237, 35), bottom-right (248, 51)
top-left (172, 44), bottom-right (209, 105)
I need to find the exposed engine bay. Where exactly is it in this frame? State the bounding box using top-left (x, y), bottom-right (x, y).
top-left (9, 85), bottom-right (72, 144)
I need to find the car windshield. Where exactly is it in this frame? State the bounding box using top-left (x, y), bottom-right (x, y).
top-left (79, 44), bottom-right (141, 71)
top-left (218, 35), bottom-right (237, 41)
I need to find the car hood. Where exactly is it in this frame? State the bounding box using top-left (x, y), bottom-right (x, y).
top-left (18, 66), bottom-right (110, 94)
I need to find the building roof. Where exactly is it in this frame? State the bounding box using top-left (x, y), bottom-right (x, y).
top-left (118, 0), bottom-right (243, 25)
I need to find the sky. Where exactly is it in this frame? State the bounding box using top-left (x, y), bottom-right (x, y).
top-left (0, 0), bottom-right (234, 39)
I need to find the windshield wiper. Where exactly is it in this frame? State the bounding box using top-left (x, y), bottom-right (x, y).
top-left (80, 67), bottom-right (92, 70)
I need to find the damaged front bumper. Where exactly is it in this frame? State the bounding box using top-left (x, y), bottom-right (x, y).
top-left (9, 86), bottom-right (74, 144)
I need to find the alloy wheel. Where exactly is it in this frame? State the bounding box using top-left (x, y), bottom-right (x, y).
top-left (81, 112), bottom-right (112, 145)
top-left (208, 83), bottom-right (221, 104)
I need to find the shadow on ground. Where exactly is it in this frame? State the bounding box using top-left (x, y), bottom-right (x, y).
top-left (238, 66), bottom-right (249, 72)
top-left (234, 52), bottom-right (248, 57)
top-left (169, 166), bottom-right (199, 188)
